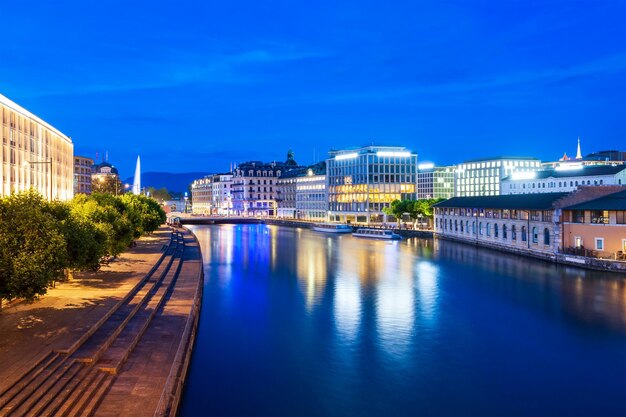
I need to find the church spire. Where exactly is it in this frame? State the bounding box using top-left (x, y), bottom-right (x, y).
top-left (575, 137), bottom-right (582, 160)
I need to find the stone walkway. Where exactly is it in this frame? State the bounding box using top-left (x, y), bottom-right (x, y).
top-left (0, 228), bottom-right (169, 395)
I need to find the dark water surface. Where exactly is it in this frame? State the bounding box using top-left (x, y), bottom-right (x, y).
top-left (179, 224), bottom-right (626, 417)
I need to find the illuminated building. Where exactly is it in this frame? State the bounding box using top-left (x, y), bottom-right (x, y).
top-left (232, 151), bottom-right (298, 217)
top-left (74, 155), bottom-right (93, 195)
top-left (191, 175), bottom-right (213, 215)
top-left (417, 163), bottom-right (455, 199)
top-left (91, 161), bottom-right (122, 194)
top-left (1, 93), bottom-right (74, 200)
top-left (327, 146), bottom-right (417, 224)
top-left (501, 165), bottom-right (626, 195)
top-left (296, 161), bottom-right (326, 221)
top-left (455, 156), bottom-right (541, 197)
top-left (276, 167), bottom-right (305, 219)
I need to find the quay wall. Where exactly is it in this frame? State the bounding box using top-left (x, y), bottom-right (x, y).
top-left (435, 234), bottom-right (626, 274)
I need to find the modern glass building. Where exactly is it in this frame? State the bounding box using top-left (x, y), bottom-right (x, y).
top-left (455, 157), bottom-right (541, 197)
top-left (1, 94), bottom-right (74, 200)
top-left (327, 146), bottom-right (417, 224)
top-left (295, 162), bottom-right (326, 222)
top-left (417, 164), bottom-right (456, 199)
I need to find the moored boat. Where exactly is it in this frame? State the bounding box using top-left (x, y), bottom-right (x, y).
top-left (312, 223), bottom-right (353, 233)
top-left (352, 228), bottom-right (402, 240)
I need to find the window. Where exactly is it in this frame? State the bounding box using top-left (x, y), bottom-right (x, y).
top-left (574, 236), bottom-right (583, 248)
top-left (617, 211), bottom-right (626, 224)
top-left (532, 227), bottom-right (538, 243)
top-left (479, 222), bottom-right (483, 235)
top-left (494, 223), bottom-right (499, 238)
top-left (511, 225), bottom-right (517, 241)
top-left (530, 211), bottom-right (540, 221)
top-left (595, 238), bottom-right (604, 251)
top-left (590, 210), bottom-right (609, 224)
top-left (544, 228), bottom-right (550, 245)
top-left (486, 223), bottom-right (491, 236)
top-left (542, 210), bottom-right (553, 222)
top-left (521, 226), bottom-right (527, 242)
top-left (572, 210), bottom-right (585, 223)
top-left (502, 224), bottom-right (507, 239)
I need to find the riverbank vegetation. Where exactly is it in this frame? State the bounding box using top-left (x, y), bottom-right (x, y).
top-left (383, 198), bottom-right (443, 227)
top-left (0, 190), bottom-right (166, 303)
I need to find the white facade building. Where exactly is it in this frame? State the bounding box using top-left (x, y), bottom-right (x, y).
top-left (296, 162), bottom-right (326, 221)
top-left (1, 94), bottom-right (74, 200)
top-left (501, 165), bottom-right (626, 195)
top-left (455, 157), bottom-right (541, 197)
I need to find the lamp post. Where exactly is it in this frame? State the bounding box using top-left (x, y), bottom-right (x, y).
top-left (24, 158), bottom-right (53, 201)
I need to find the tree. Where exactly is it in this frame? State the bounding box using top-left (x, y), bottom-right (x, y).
top-left (382, 200), bottom-right (412, 226)
top-left (92, 175), bottom-right (123, 195)
top-left (0, 190), bottom-right (67, 302)
top-left (412, 198), bottom-right (444, 228)
top-left (47, 201), bottom-right (106, 271)
top-left (146, 187), bottom-right (171, 202)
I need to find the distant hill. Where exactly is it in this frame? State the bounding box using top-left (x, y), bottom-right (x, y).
top-left (124, 172), bottom-right (211, 193)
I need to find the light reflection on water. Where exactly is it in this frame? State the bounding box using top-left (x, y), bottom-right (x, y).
top-left (181, 224), bottom-right (626, 417)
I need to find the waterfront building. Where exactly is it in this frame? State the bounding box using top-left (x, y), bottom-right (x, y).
top-left (296, 161), bottom-right (327, 221)
top-left (417, 163), bottom-right (455, 199)
top-left (454, 157), bottom-right (541, 197)
top-left (191, 176), bottom-right (213, 215)
top-left (211, 173), bottom-right (233, 215)
top-left (434, 186), bottom-right (626, 259)
top-left (74, 155), bottom-right (93, 195)
top-left (1, 93), bottom-right (74, 200)
top-left (561, 189), bottom-right (626, 257)
top-left (232, 151), bottom-right (298, 217)
top-left (327, 145), bottom-right (417, 224)
top-left (501, 165), bottom-right (626, 195)
top-left (276, 167), bottom-right (306, 219)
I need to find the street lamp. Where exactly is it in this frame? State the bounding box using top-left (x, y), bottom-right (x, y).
top-left (24, 158), bottom-right (53, 201)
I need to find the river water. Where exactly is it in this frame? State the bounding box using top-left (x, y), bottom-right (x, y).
top-left (179, 224), bottom-right (626, 417)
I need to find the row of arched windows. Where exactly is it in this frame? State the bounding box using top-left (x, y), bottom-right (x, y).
top-left (437, 218), bottom-right (550, 245)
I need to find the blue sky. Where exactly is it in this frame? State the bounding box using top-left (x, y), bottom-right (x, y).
top-left (1, 0), bottom-right (625, 176)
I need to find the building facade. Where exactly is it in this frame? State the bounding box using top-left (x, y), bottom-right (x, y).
top-left (455, 157), bottom-right (541, 197)
top-left (191, 176), bottom-right (213, 215)
top-left (276, 168), bottom-right (305, 219)
top-left (74, 155), bottom-right (93, 195)
top-left (434, 193), bottom-right (568, 257)
top-left (434, 187), bottom-right (626, 260)
top-left (296, 162), bottom-right (327, 222)
top-left (91, 161), bottom-right (122, 194)
top-left (232, 152), bottom-right (298, 216)
top-left (1, 94), bottom-right (74, 200)
top-left (417, 164), bottom-right (455, 199)
top-left (327, 146), bottom-right (417, 224)
top-left (501, 165), bottom-right (626, 195)
top-left (561, 189), bottom-right (626, 257)
top-left (211, 173), bottom-right (233, 215)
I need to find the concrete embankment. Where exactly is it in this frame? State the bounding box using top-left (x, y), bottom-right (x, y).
top-left (0, 226), bottom-right (204, 417)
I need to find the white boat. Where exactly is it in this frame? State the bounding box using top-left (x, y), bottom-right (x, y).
top-left (312, 223), bottom-right (353, 233)
top-left (352, 228), bottom-right (402, 240)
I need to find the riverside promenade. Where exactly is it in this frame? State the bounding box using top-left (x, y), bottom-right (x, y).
top-left (0, 226), bottom-right (203, 417)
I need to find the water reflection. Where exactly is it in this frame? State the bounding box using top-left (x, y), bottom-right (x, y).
top-left (181, 224), bottom-right (626, 417)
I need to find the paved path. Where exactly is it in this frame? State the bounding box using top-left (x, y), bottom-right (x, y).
top-left (94, 230), bottom-right (202, 417)
top-left (0, 228), bottom-right (170, 391)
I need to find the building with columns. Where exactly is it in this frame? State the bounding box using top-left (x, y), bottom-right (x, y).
top-left (1, 94), bottom-right (74, 200)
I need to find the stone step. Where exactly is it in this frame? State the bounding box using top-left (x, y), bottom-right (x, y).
top-left (34, 365), bottom-right (93, 417)
top-left (97, 252), bottom-right (185, 374)
top-left (68, 372), bottom-right (114, 417)
top-left (16, 361), bottom-right (83, 417)
top-left (70, 239), bottom-right (181, 364)
top-left (0, 352), bottom-right (60, 409)
top-left (0, 357), bottom-right (74, 417)
top-left (49, 368), bottom-right (101, 417)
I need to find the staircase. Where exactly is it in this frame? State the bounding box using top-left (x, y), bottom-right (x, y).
top-left (0, 230), bottom-right (186, 417)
